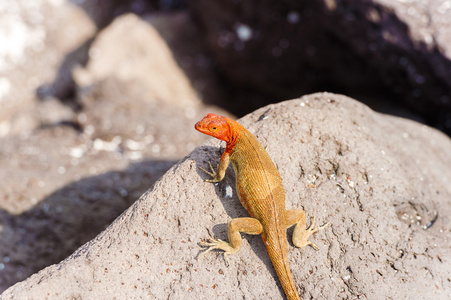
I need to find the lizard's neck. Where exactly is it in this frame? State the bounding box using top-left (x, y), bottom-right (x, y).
top-left (224, 120), bottom-right (245, 155)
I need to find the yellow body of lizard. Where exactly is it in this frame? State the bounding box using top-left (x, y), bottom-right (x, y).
top-left (195, 113), bottom-right (327, 300)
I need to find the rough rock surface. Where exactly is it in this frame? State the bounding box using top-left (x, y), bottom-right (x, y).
top-left (188, 0), bottom-right (451, 133)
top-left (0, 12), bottom-right (229, 292)
top-left (3, 93), bottom-right (450, 299)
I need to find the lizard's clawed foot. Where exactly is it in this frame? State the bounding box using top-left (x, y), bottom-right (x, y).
top-left (293, 216), bottom-right (329, 250)
top-left (199, 162), bottom-right (219, 183)
top-left (198, 238), bottom-right (236, 266)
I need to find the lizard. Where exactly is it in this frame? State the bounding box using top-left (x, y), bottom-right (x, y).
top-left (195, 113), bottom-right (328, 300)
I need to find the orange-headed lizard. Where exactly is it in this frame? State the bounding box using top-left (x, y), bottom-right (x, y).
top-left (195, 113), bottom-right (328, 300)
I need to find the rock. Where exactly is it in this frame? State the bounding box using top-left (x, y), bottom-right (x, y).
top-left (0, 0), bottom-right (96, 136)
top-left (0, 12), bottom-right (230, 292)
top-left (0, 1), bottom-right (191, 139)
top-left (74, 12), bottom-right (223, 109)
top-left (188, 0), bottom-right (451, 134)
top-left (3, 93), bottom-right (450, 299)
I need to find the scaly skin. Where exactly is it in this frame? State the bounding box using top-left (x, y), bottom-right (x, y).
top-left (195, 113), bottom-right (327, 300)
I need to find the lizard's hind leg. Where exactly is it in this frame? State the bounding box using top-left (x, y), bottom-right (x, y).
top-left (284, 209), bottom-right (328, 250)
top-left (199, 217), bottom-right (263, 264)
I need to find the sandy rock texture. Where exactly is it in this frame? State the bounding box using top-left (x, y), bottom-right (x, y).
top-left (188, 0), bottom-right (451, 134)
top-left (3, 93), bottom-right (450, 299)
top-left (0, 11), bottom-right (229, 292)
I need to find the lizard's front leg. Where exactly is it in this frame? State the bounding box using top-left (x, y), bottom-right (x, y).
top-left (199, 153), bottom-right (230, 182)
top-left (284, 209), bottom-right (328, 250)
top-left (199, 217), bottom-right (263, 264)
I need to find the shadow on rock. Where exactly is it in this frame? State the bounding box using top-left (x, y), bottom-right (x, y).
top-left (0, 159), bottom-right (176, 292)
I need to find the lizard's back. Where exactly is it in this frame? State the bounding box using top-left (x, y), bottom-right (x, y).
top-left (230, 129), bottom-right (285, 222)
top-left (229, 126), bottom-right (299, 299)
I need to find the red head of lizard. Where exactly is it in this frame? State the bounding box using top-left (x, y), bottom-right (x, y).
top-left (195, 113), bottom-right (242, 153)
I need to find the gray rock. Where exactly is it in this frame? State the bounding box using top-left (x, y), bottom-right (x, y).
top-left (0, 12), bottom-right (230, 292)
top-left (3, 93), bottom-right (450, 299)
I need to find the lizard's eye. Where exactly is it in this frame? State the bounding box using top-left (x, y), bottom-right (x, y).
top-left (212, 127), bottom-right (217, 131)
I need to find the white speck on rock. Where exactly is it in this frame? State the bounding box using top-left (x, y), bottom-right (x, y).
top-left (58, 166), bottom-right (66, 174)
top-left (225, 185), bottom-right (233, 198)
top-left (287, 11), bottom-right (300, 24)
top-left (93, 136), bottom-right (122, 152)
top-left (126, 151), bottom-right (143, 161)
top-left (235, 24), bottom-right (253, 42)
top-left (151, 144), bottom-right (161, 154)
top-left (69, 146), bottom-right (86, 158)
top-left (124, 139), bottom-right (145, 151)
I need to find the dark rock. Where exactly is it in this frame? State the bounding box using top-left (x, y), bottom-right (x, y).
top-left (188, 0), bottom-right (451, 134)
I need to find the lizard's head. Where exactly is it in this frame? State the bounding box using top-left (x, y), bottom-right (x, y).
top-left (195, 113), bottom-right (231, 142)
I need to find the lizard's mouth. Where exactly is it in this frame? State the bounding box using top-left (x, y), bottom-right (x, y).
top-left (194, 122), bottom-right (204, 132)
top-left (194, 122), bottom-right (210, 136)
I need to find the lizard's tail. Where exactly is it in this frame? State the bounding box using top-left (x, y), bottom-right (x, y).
top-left (266, 240), bottom-right (301, 300)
